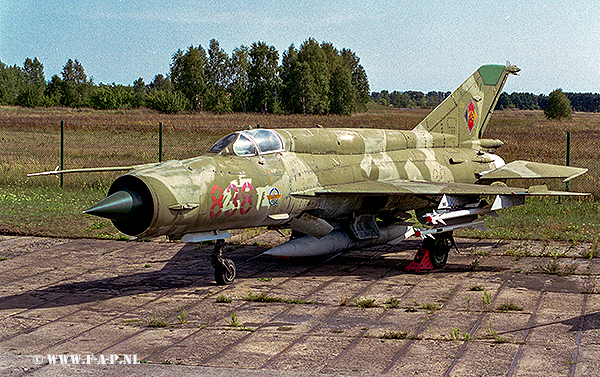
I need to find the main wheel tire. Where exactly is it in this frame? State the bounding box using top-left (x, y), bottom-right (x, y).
top-left (423, 235), bottom-right (451, 269)
top-left (214, 258), bottom-right (236, 285)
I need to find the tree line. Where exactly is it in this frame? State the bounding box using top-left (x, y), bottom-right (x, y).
top-left (0, 39), bottom-right (370, 115)
top-left (370, 90), bottom-right (451, 109)
top-left (371, 90), bottom-right (600, 113)
top-left (5, 48), bottom-right (600, 115)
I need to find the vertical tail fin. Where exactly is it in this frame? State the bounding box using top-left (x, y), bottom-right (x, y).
top-left (414, 64), bottom-right (520, 145)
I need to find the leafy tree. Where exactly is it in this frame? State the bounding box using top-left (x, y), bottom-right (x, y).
top-left (44, 75), bottom-right (63, 106)
top-left (248, 41), bottom-right (280, 114)
top-left (374, 90), bottom-right (390, 106)
top-left (281, 41), bottom-right (361, 115)
top-left (206, 39), bottom-right (231, 112)
top-left (149, 74), bottom-right (172, 92)
top-left (566, 92), bottom-right (600, 112)
top-left (17, 86), bottom-right (43, 107)
top-left (170, 45), bottom-right (209, 111)
top-left (89, 84), bottom-right (118, 109)
top-left (132, 78), bottom-right (146, 108)
top-left (0, 39), bottom-right (371, 113)
top-left (280, 45), bottom-right (297, 112)
top-left (418, 91), bottom-right (449, 109)
top-left (340, 49), bottom-right (369, 112)
top-left (544, 88), bottom-right (572, 120)
top-left (509, 92), bottom-right (540, 110)
top-left (297, 39), bottom-right (330, 115)
top-left (0, 61), bottom-right (24, 105)
top-left (17, 57), bottom-right (46, 107)
top-left (229, 46), bottom-right (250, 112)
top-left (281, 44), bottom-right (314, 115)
top-left (89, 84), bottom-right (137, 110)
top-left (495, 92), bottom-right (513, 110)
top-left (389, 91), bottom-right (411, 108)
top-left (60, 59), bottom-right (93, 107)
top-left (329, 63), bottom-right (355, 115)
top-left (322, 42), bottom-right (354, 115)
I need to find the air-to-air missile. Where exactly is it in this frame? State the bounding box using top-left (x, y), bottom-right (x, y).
top-left (30, 64), bottom-right (588, 285)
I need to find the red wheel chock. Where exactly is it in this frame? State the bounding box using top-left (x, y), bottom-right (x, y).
top-left (405, 248), bottom-right (434, 273)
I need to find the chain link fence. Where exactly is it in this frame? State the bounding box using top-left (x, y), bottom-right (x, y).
top-left (1, 116), bottom-right (233, 189)
top-left (1, 111), bottom-right (598, 197)
top-left (485, 129), bottom-right (599, 197)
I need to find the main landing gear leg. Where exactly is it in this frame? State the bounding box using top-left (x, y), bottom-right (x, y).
top-left (423, 231), bottom-right (454, 269)
top-left (211, 239), bottom-right (236, 285)
top-left (405, 231), bottom-right (455, 273)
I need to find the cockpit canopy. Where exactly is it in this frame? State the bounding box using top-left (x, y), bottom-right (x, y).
top-left (208, 129), bottom-right (285, 156)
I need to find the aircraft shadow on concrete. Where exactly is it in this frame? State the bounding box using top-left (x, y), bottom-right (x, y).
top-left (492, 311), bottom-right (600, 337)
top-left (0, 239), bottom-right (508, 310)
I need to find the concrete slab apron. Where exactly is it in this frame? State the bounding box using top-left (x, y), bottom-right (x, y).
top-left (0, 234), bottom-right (598, 376)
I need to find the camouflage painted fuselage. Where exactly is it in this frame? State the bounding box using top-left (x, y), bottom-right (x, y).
top-left (110, 127), bottom-right (501, 238)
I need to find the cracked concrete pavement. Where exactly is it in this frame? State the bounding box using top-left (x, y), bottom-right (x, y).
top-left (0, 232), bottom-right (599, 376)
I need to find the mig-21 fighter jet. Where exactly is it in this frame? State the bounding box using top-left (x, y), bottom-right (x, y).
top-left (30, 64), bottom-right (588, 284)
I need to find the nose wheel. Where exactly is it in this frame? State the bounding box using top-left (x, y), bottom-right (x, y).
top-left (211, 239), bottom-right (236, 285)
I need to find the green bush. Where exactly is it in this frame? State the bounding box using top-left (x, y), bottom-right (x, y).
top-left (145, 90), bottom-right (190, 114)
top-left (544, 88), bottom-right (572, 120)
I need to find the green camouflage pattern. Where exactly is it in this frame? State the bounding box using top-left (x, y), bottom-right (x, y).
top-left (31, 65), bottom-right (588, 240)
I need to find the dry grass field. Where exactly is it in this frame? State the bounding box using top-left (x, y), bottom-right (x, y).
top-left (0, 105), bottom-right (428, 188)
top-left (1, 105), bottom-right (598, 193)
top-left (0, 105), bottom-right (598, 242)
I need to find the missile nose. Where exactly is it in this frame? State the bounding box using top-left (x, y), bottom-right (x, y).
top-left (84, 190), bottom-right (144, 221)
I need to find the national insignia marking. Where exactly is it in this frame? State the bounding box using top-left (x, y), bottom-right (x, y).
top-left (267, 187), bottom-right (281, 205)
top-left (464, 100), bottom-right (478, 133)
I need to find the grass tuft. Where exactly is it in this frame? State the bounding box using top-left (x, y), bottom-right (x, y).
top-left (496, 301), bottom-right (523, 312)
top-left (354, 298), bottom-right (379, 309)
top-left (216, 295), bottom-right (233, 303)
top-left (148, 314), bottom-right (168, 328)
top-left (379, 331), bottom-right (408, 339)
top-left (243, 292), bottom-right (311, 305)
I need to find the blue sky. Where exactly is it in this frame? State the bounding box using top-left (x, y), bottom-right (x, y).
top-left (2, 0), bottom-right (599, 94)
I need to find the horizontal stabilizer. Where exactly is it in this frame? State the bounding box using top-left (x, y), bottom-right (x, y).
top-left (478, 161), bottom-right (588, 183)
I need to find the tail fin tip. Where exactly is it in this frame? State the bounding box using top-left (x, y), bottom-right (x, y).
top-left (478, 64), bottom-right (520, 86)
top-left (415, 63), bottom-right (519, 144)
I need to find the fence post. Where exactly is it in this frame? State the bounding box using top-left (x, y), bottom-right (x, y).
top-left (566, 131), bottom-right (571, 192)
top-left (159, 122), bottom-right (163, 163)
top-left (60, 120), bottom-right (64, 188)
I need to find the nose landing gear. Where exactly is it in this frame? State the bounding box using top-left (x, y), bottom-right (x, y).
top-left (211, 239), bottom-right (236, 285)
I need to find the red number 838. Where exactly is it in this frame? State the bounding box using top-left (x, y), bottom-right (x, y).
top-left (209, 183), bottom-right (254, 218)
